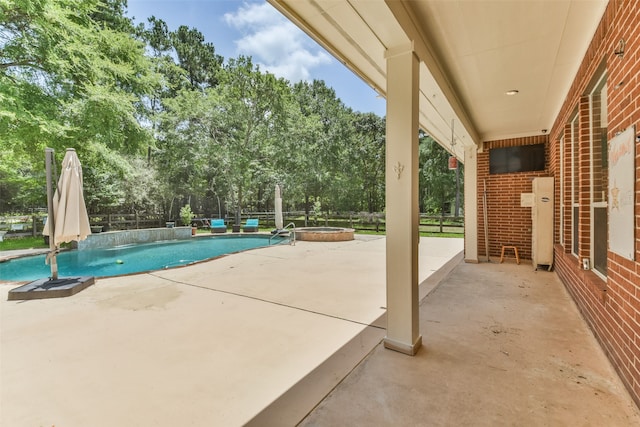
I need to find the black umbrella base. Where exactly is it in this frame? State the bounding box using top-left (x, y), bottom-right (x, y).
top-left (8, 276), bottom-right (95, 301)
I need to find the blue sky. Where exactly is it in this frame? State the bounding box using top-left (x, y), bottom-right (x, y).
top-left (126, 0), bottom-right (386, 116)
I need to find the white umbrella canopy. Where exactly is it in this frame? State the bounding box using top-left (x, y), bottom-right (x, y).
top-left (275, 184), bottom-right (283, 230)
top-left (43, 148), bottom-right (92, 279)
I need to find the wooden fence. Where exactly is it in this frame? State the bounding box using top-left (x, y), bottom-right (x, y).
top-left (87, 213), bottom-right (166, 231)
top-left (202, 211), bottom-right (464, 235)
top-left (0, 212), bottom-right (464, 238)
top-left (0, 215), bottom-right (43, 239)
top-left (274, 213), bottom-right (464, 234)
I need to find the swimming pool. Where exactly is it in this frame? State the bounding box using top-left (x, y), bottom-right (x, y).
top-left (0, 235), bottom-right (287, 282)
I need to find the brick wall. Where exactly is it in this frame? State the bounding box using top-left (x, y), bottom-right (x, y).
top-left (476, 135), bottom-right (549, 261)
top-left (486, 0), bottom-right (640, 407)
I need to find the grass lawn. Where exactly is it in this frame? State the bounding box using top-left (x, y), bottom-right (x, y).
top-left (420, 231), bottom-right (464, 238)
top-left (355, 229), bottom-right (463, 238)
top-left (0, 236), bottom-right (49, 251)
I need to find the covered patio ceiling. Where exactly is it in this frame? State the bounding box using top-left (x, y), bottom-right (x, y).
top-left (268, 0), bottom-right (608, 160)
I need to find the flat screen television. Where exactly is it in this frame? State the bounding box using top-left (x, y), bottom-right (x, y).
top-left (489, 143), bottom-right (546, 174)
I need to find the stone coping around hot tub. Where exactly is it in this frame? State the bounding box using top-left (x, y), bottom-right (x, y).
top-left (77, 227), bottom-right (193, 250)
top-left (295, 227), bottom-right (355, 242)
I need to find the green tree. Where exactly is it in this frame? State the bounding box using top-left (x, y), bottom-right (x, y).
top-left (419, 134), bottom-right (463, 215)
top-left (214, 56), bottom-right (290, 223)
top-left (1, 1), bottom-right (393, 218)
top-left (154, 56), bottom-right (290, 221)
top-left (172, 25), bottom-right (223, 90)
top-left (136, 16), bottom-right (185, 125)
top-left (346, 112), bottom-right (385, 212)
top-left (136, 19), bottom-right (227, 219)
top-left (155, 88), bottom-right (223, 218)
top-left (290, 80), bottom-right (352, 216)
top-left (1, 0), bottom-right (158, 212)
top-left (0, 150), bottom-right (43, 212)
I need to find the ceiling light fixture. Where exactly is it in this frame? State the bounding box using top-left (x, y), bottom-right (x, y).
top-left (505, 90), bottom-right (519, 96)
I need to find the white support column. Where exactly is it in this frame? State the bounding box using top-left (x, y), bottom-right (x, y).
top-left (384, 44), bottom-right (421, 355)
top-left (464, 145), bottom-right (479, 263)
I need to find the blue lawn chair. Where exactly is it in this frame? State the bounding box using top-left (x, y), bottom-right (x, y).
top-left (243, 218), bottom-right (259, 232)
top-left (210, 218), bottom-right (227, 233)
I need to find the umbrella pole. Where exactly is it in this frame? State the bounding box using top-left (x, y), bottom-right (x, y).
top-left (45, 148), bottom-right (58, 280)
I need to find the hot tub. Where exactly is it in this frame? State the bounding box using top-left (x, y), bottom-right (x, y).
top-left (295, 227), bottom-right (354, 242)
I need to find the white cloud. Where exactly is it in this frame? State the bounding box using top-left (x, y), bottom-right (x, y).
top-left (224, 2), bottom-right (331, 82)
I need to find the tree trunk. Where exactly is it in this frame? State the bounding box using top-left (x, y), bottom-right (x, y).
top-left (236, 185), bottom-right (243, 225)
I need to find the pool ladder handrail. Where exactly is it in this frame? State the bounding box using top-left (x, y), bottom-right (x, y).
top-left (269, 222), bottom-right (296, 246)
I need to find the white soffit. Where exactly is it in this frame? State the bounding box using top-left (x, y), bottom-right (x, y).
top-left (268, 0), bottom-right (400, 97)
top-left (408, 0), bottom-right (608, 141)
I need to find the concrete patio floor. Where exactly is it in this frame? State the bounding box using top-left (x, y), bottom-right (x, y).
top-left (300, 261), bottom-right (640, 427)
top-left (2, 235), bottom-right (639, 426)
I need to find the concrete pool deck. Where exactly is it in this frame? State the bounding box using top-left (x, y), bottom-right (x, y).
top-left (2, 235), bottom-right (639, 426)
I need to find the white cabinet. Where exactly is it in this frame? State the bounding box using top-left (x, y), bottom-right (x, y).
top-left (532, 177), bottom-right (554, 270)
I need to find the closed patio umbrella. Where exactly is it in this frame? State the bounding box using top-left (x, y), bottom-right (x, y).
top-left (275, 184), bottom-right (283, 230)
top-left (43, 148), bottom-right (92, 280)
top-left (8, 148), bottom-right (94, 299)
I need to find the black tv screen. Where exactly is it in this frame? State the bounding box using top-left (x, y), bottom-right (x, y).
top-left (489, 143), bottom-right (545, 174)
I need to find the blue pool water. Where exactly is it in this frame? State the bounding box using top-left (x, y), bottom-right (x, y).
top-left (0, 235), bottom-right (286, 282)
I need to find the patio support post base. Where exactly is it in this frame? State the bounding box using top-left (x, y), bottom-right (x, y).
top-left (384, 335), bottom-right (422, 356)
